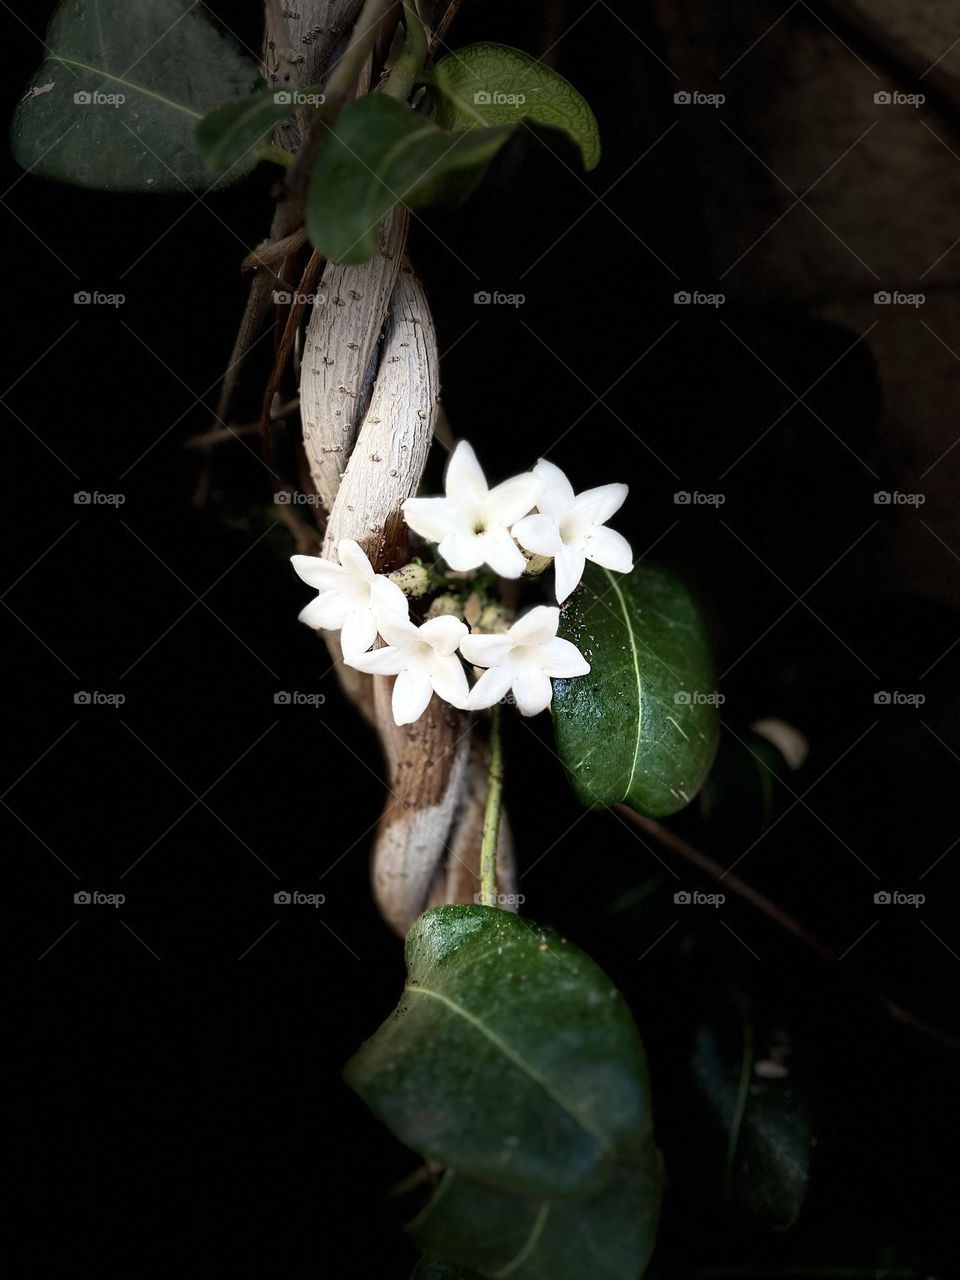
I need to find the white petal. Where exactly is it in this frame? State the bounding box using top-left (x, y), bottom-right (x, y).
top-left (392, 668), bottom-right (434, 725)
top-left (445, 440), bottom-right (488, 505)
top-left (438, 531), bottom-right (486, 572)
top-left (512, 512), bottom-right (562, 557)
top-left (429, 653), bottom-right (470, 708)
top-left (337, 538), bottom-right (374, 580)
top-left (468, 664), bottom-right (514, 710)
top-left (481, 529), bottom-right (527, 579)
top-left (340, 608), bottom-right (379, 657)
top-left (403, 496), bottom-right (456, 543)
top-left (584, 526), bottom-right (634, 574)
top-left (572, 482), bottom-right (628, 527)
top-left (486, 472), bottom-right (545, 527)
top-left (298, 593), bottom-right (347, 630)
top-left (460, 633), bottom-right (514, 667)
top-left (346, 645), bottom-right (407, 675)
top-left (371, 574), bottom-right (410, 618)
top-left (290, 554), bottom-right (344, 591)
top-left (419, 614), bottom-right (468, 656)
top-left (512, 667), bottom-right (553, 717)
top-left (509, 605), bottom-right (559, 647)
top-left (376, 611), bottom-right (419, 650)
top-left (553, 543), bottom-right (586, 603)
top-left (534, 458), bottom-right (576, 519)
top-left (537, 636), bottom-right (590, 678)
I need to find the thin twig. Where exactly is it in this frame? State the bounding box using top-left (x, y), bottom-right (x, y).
top-left (615, 805), bottom-right (960, 1055)
top-left (184, 399), bottom-right (300, 450)
top-left (257, 249), bottom-right (326, 461)
top-left (427, 0), bottom-right (468, 57)
top-left (479, 704), bottom-right (504, 906)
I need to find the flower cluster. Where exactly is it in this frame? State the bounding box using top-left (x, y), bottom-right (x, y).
top-left (290, 443), bottom-right (633, 726)
top-left (402, 442), bottom-right (633, 602)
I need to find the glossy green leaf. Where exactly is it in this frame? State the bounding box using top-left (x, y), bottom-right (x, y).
top-left (553, 562), bottom-right (719, 818)
top-left (196, 85), bottom-right (325, 173)
top-left (12, 0), bottom-right (259, 192)
top-left (431, 42), bottom-right (601, 170)
top-left (306, 94), bottom-right (510, 263)
top-left (685, 990), bottom-right (814, 1229)
top-left (410, 1146), bottom-right (660, 1280)
top-left (345, 905), bottom-right (653, 1199)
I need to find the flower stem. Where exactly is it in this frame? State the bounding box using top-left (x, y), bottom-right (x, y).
top-left (479, 703), bottom-right (504, 908)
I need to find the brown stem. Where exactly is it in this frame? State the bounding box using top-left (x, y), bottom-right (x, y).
top-left (427, 0), bottom-right (469, 57)
top-left (614, 804), bottom-right (960, 1055)
top-left (257, 249), bottom-right (326, 461)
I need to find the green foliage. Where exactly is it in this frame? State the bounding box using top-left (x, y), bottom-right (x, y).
top-left (410, 1146), bottom-right (660, 1280)
top-left (345, 906), bottom-right (654, 1199)
top-left (553, 563), bottom-right (719, 818)
top-left (308, 43), bottom-right (601, 262)
top-left (195, 86), bottom-right (325, 174)
top-left (306, 95), bottom-right (513, 263)
top-left (683, 990), bottom-right (814, 1229)
top-left (11, 0), bottom-right (259, 192)
top-left (431, 43), bottom-right (601, 170)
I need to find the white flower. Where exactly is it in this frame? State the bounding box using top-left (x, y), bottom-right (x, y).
top-left (511, 459), bottom-right (634, 603)
top-left (402, 440), bottom-right (543, 579)
top-left (460, 605), bottom-right (589, 717)
top-left (346, 614), bottom-right (470, 725)
top-left (290, 539), bottom-right (408, 657)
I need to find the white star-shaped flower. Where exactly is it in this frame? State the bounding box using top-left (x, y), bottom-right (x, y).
top-left (402, 441), bottom-right (543, 579)
top-left (290, 539), bottom-right (408, 657)
top-left (460, 605), bottom-right (589, 717)
top-left (346, 614), bottom-right (470, 725)
top-left (511, 459), bottom-right (634, 602)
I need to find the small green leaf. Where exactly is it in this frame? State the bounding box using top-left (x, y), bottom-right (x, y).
top-left (410, 1146), bottom-right (661, 1280)
top-left (683, 990), bottom-right (814, 1229)
top-left (306, 95), bottom-right (510, 263)
top-left (553, 563), bottom-right (719, 818)
top-left (345, 905), bottom-right (653, 1199)
top-left (431, 43), bottom-right (601, 171)
top-left (12, 0), bottom-right (259, 192)
top-left (196, 86), bottom-right (325, 174)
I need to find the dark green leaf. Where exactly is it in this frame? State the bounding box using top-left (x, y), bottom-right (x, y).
top-left (196, 85), bottom-right (325, 173)
top-left (411, 1258), bottom-right (481, 1280)
top-left (307, 95), bottom-right (510, 263)
top-left (12, 0), bottom-right (259, 192)
top-left (431, 42), bottom-right (601, 170)
top-left (699, 729), bottom-right (791, 840)
top-left (345, 905), bottom-right (653, 1199)
top-left (410, 1146), bottom-right (660, 1280)
top-left (685, 990), bottom-right (814, 1229)
top-left (553, 562), bottom-right (719, 818)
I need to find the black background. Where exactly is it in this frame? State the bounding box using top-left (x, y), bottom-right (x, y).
top-left (9, 1), bottom-right (960, 1274)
